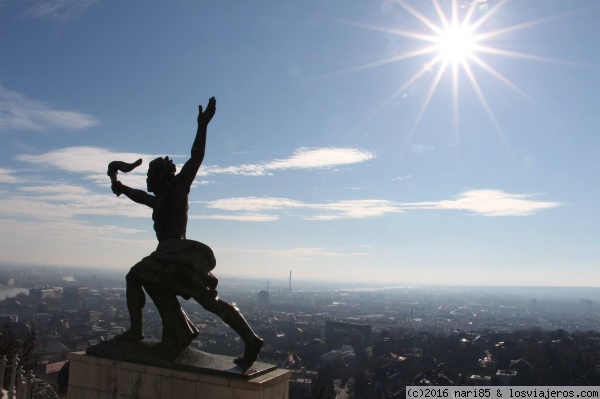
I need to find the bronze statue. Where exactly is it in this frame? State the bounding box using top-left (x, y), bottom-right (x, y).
top-left (108, 97), bottom-right (263, 366)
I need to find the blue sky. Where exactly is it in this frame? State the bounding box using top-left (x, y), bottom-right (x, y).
top-left (1, 0), bottom-right (599, 286)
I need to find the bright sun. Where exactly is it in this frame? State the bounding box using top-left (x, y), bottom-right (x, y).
top-left (332, 0), bottom-right (565, 148)
top-left (435, 24), bottom-right (477, 63)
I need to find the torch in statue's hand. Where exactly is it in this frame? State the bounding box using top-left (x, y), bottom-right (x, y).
top-left (107, 158), bottom-right (142, 196)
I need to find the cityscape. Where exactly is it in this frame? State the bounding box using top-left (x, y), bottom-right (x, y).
top-left (2, 265), bottom-right (600, 398)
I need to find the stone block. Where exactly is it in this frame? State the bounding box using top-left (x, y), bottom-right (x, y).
top-left (68, 359), bottom-right (99, 390)
top-left (129, 371), bottom-right (162, 398)
top-left (196, 381), bottom-right (234, 399)
top-left (68, 352), bottom-right (290, 399)
top-left (233, 387), bottom-right (262, 399)
top-left (160, 375), bottom-right (197, 399)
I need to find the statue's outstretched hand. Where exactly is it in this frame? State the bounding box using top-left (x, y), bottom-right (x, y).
top-left (197, 97), bottom-right (216, 126)
top-left (111, 181), bottom-right (124, 196)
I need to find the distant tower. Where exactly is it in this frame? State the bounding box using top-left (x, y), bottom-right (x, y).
top-left (289, 270), bottom-right (292, 293)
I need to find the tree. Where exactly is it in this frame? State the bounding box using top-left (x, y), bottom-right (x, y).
top-left (0, 322), bottom-right (38, 379)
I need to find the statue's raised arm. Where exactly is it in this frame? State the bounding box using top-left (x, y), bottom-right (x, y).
top-left (178, 97), bottom-right (216, 188)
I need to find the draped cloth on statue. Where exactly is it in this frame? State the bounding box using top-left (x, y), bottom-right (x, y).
top-left (132, 239), bottom-right (218, 299)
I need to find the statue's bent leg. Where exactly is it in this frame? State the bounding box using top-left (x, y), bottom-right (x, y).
top-left (196, 296), bottom-right (263, 366)
top-left (118, 267), bottom-right (146, 341)
top-left (145, 282), bottom-right (199, 354)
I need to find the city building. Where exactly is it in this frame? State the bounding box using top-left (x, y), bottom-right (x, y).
top-left (325, 320), bottom-right (372, 345)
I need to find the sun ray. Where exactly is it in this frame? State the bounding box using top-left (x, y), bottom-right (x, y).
top-left (475, 46), bottom-right (592, 68)
top-left (452, 60), bottom-right (460, 146)
top-left (469, 54), bottom-right (546, 113)
top-left (432, 0), bottom-right (450, 30)
top-left (398, 0), bottom-right (444, 36)
top-left (451, 0), bottom-right (459, 28)
top-left (356, 55), bottom-right (444, 131)
top-left (462, 60), bottom-right (518, 167)
top-left (470, 0), bottom-right (509, 31)
top-left (334, 18), bottom-right (437, 43)
top-left (318, 46), bottom-right (439, 81)
top-left (402, 59), bottom-right (450, 154)
top-left (476, 4), bottom-right (600, 41)
top-left (460, 0), bottom-right (479, 27)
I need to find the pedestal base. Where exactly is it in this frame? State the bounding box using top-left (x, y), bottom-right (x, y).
top-left (86, 339), bottom-right (276, 379)
top-left (68, 351), bottom-right (290, 399)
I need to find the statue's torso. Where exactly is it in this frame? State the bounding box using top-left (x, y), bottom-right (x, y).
top-left (152, 176), bottom-right (189, 242)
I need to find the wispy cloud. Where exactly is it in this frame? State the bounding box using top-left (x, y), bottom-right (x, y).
top-left (410, 189), bottom-right (562, 216)
top-left (199, 147), bottom-right (375, 176)
top-left (191, 214), bottom-right (280, 222)
top-left (24, 0), bottom-right (98, 23)
top-left (16, 146), bottom-right (153, 175)
top-left (0, 179), bottom-right (149, 258)
top-left (203, 190), bottom-right (561, 221)
top-left (0, 168), bottom-right (23, 183)
top-left (12, 147), bottom-right (560, 222)
top-left (16, 146), bottom-right (374, 183)
top-left (205, 197), bottom-right (403, 221)
top-left (206, 197), bottom-right (305, 212)
top-left (1, 182), bottom-right (149, 222)
top-left (0, 84), bottom-right (98, 132)
top-left (312, 200), bottom-right (404, 220)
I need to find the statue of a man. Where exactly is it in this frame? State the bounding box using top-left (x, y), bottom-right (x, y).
top-left (110, 97), bottom-right (263, 365)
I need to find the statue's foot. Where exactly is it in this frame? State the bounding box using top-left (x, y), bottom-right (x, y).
top-left (234, 336), bottom-right (264, 367)
top-left (115, 329), bottom-right (144, 341)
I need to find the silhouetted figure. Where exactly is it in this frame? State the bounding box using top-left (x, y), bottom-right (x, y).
top-left (110, 97), bottom-right (263, 365)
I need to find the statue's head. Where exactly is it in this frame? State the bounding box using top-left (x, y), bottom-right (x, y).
top-left (147, 156), bottom-right (176, 193)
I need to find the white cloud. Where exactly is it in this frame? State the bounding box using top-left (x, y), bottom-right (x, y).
top-left (16, 146), bottom-right (150, 174)
top-left (0, 182), bottom-right (150, 222)
top-left (191, 214), bottom-right (279, 222)
top-left (311, 200), bottom-right (403, 220)
top-left (0, 168), bottom-right (23, 183)
top-left (0, 84), bottom-right (98, 132)
top-left (204, 196), bottom-right (403, 221)
top-left (17, 146), bottom-right (373, 183)
top-left (414, 189), bottom-right (562, 216)
top-left (13, 147), bottom-right (560, 221)
top-left (200, 164), bottom-right (270, 177)
top-left (202, 190), bottom-right (560, 221)
top-left (199, 147), bottom-right (375, 176)
top-left (266, 147), bottom-right (375, 170)
top-left (206, 197), bottom-right (305, 212)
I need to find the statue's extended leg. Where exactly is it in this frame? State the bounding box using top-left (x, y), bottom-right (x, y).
top-left (145, 283), bottom-right (199, 355)
top-left (117, 269), bottom-right (145, 341)
top-left (196, 296), bottom-right (263, 366)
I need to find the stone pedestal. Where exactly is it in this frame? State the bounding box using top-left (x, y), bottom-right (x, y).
top-left (68, 351), bottom-right (290, 399)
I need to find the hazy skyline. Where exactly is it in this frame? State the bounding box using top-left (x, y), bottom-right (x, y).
top-left (1, 1), bottom-right (599, 286)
